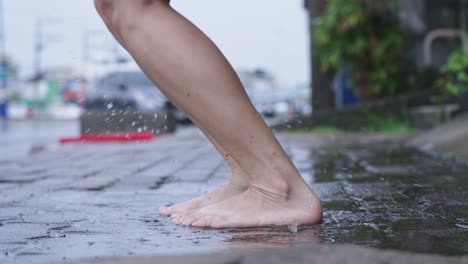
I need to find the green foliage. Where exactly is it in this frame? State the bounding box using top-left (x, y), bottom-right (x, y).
top-left (285, 115), bottom-right (412, 134)
top-left (309, 126), bottom-right (340, 134)
top-left (286, 126), bottom-right (340, 134)
top-left (437, 49), bottom-right (468, 96)
top-left (313, 0), bottom-right (408, 96)
top-left (9, 90), bottom-right (22, 102)
top-left (361, 114), bottom-right (412, 133)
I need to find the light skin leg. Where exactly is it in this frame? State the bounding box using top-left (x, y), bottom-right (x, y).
top-left (94, 0), bottom-right (249, 216)
top-left (94, 0), bottom-right (322, 228)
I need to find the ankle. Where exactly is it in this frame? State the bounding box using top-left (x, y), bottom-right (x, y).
top-left (228, 169), bottom-right (249, 189)
top-left (227, 180), bottom-right (249, 191)
top-left (249, 168), bottom-right (311, 200)
top-left (249, 177), bottom-right (291, 201)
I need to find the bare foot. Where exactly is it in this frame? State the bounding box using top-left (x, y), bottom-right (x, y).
top-left (170, 183), bottom-right (323, 228)
top-left (159, 180), bottom-right (248, 216)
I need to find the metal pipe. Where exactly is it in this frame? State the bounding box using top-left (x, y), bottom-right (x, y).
top-left (423, 28), bottom-right (468, 66)
top-left (0, 0), bottom-right (7, 89)
top-left (34, 19), bottom-right (43, 78)
top-left (0, 0), bottom-right (4, 55)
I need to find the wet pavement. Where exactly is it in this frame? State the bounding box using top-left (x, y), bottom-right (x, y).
top-left (0, 120), bottom-right (79, 159)
top-left (0, 129), bottom-right (467, 263)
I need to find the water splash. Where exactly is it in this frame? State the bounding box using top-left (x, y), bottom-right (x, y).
top-left (288, 219), bottom-right (298, 233)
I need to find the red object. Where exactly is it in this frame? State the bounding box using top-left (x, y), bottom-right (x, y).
top-left (59, 132), bottom-right (165, 144)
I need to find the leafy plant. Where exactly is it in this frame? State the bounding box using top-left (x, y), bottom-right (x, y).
top-left (286, 126), bottom-right (340, 134)
top-left (437, 49), bottom-right (468, 96)
top-left (361, 114), bottom-right (412, 133)
top-left (313, 0), bottom-right (408, 98)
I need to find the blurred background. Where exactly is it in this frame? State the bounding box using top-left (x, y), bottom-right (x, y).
top-left (0, 0), bottom-right (313, 157)
top-left (0, 0), bottom-right (467, 157)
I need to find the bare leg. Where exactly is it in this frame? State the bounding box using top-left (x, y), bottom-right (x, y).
top-left (94, 0), bottom-right (322, 227)
top-left (94, 0), bottom-right (249, 215)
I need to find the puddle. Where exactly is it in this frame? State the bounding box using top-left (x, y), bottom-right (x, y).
top-left (306, 144), bottom-right (468, 255)
top-left (191, 144), bottom-right (467, 255)
top-left (142, 144), bottom-right (467, 255)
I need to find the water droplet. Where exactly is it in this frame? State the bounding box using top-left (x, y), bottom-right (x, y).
top-left (106, 102), bottom-right (113, 109)
top-left (288, 220), bottom-right (298, 233)
top-left (137, 127), bottom-right (142, 133)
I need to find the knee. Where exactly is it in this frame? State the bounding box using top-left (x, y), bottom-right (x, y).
top-left (94, 0), bottom-right (115, 22)
top-left (94, 0), bottom-right (168, 33)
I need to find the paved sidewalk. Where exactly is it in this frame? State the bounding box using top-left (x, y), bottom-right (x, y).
top-left (70, 244), bottom-right (467, 264)
top-left (0, 128), bottom-right (467, 264)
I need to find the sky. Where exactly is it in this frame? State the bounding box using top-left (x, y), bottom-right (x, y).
top-left (4, 0), bottom-right (311, 86)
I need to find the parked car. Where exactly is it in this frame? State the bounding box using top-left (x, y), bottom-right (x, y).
top-left (85, 71), bottom-right (189, 122)
top-left (246, 85), bottom-right (311, 119)
top-left (86, 71), bottom-right (165, 111)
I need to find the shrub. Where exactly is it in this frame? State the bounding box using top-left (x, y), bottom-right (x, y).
top-left (313, 0), bottom-right (408, 99)
top-left (438, 49), bottom-right (468, 96)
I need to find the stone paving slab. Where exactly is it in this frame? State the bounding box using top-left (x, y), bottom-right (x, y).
top-left (0, 128), bottom-right (467, 264)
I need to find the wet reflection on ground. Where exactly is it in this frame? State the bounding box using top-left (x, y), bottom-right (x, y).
top-left (0, 121), bottom-right (79, 158)
top-left (167, 143), bottom-right (468, 255)
top-left (295, 143), bottom-right (468, 255)
top-left (1, 136), bottom-right (467, 263)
